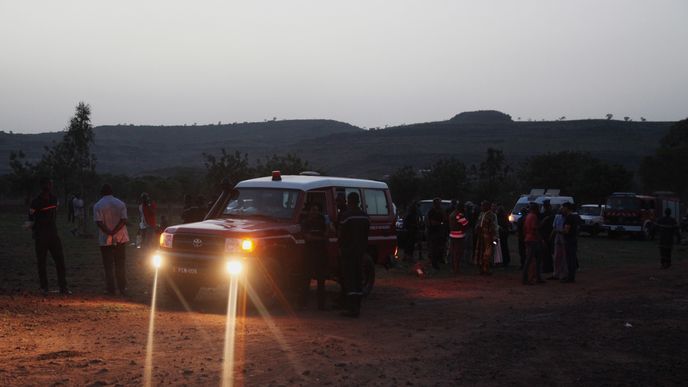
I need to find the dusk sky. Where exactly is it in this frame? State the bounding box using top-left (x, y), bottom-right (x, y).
top-left (1, 0), bottom-right (686, 133)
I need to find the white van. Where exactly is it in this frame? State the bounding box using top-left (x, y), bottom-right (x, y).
top-left (508, 189), bottom-right (575, 231)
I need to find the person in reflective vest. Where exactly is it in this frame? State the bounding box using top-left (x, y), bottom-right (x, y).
top-left (448, 203), bottom-right (469, 274)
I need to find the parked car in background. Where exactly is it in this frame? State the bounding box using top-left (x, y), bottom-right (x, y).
top-left (578, 204), bottom-right (606, 236)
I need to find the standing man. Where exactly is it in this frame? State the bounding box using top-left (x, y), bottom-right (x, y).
top-left (299, 203), bottom-right (329, 309)
top-left (523, 202), bottom-right (544, 285)
top-left (29, 177), bottom-right (69, 294)
top-left (473, 201), bottom-right (498, 275)
top-left (70, 193), bottom-right (84, 236)
top-left (338, 192), bottom-right (370, 318)
top-left (655, 208), bottom-right (681, 269)
top-left (448, 203), bottom-right (469, 274)
top-left (426, 198), bottom-right (448, 270)
top-left (138, 192), bottom-right (157, 251)
top-left (552, 208), bottom-right (568, 280)
top-left (496, 205), bottom-right (511, 267)
top-left (94, 184), bottom-right (130, 296)
top-left (539, 200), bottom-right (555, 274)
top-left (516, 206), bottom-right (528, 270)
top-left (402, 203), bottom-right (420, 262)
top-left (561, 202), bottom-right (579, 283)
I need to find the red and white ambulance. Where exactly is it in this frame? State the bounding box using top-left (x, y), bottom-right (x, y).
top-left (155, 172), bottom-right (397, 302)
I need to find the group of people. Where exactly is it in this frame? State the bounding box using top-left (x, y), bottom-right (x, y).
top-left (399, 198), bottom-right (579, 283)
top-left (518, 201), bottom-right (579, 284)
top-left (28, 178), bottom-right (164, 296)
top-left (399, 198), bottom-right (514, 276)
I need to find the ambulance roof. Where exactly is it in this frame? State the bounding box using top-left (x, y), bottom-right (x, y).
top-left (235, 175), bottom-right (388, 191)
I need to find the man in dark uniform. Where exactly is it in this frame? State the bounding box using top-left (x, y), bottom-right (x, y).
top-left (338, 192), bottom-right (370, 318)
top-left (539, 200), bottom-right (555, 274)
top-left (516, 206), bottom-right (528, 269)
top-left (655, 208), bottom-right (681, 269)
top-left (299, 203), bottom-right (329, 309)
top-left (29, 177), bottom-right (69, 294)
top-left (426, 198), bottom-right (448, 270)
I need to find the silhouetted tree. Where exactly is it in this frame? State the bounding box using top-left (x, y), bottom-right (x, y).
top-left (606, 113), bottom-right (613, 120)
top-left (520, 151), bottom-right (632, 203)
top-left (639, 118), bottom-right (688, 202)
top-left (421, 158), bottom-right (468, 200)
top-left (387, 166), bottom-right (421, 210)
top-left (202, 149), bottom-right (253, 192)
top-left (473, 148), bottom-right (516, 203)
top-left (624, 116), bottom-right (630, 122)
top-left (254, 153), bottom-right (315, 176)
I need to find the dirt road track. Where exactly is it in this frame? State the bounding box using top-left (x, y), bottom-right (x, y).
top-left (1, 261), bottom-right (687, 386)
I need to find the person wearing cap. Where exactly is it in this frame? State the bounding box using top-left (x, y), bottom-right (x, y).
top-left (94, 184), bottom-right (130, 296)
top-left (28, 177), bottom-right (69, 294)
top-left (337, 191), bottom-right (370, 317)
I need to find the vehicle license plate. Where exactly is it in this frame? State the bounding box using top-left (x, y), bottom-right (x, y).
top-left (175, 267), bottom-right (198, 275)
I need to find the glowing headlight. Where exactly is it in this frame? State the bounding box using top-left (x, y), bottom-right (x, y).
top-left (508, 214), bottom-right (514, 223)
top-left (225, 238), bottom-right (254, 253)
top-left (152, 254), bottom-right (162, 268)
top-left (226, 260), bottom-right (243, 275)
top-left (241, 239), bottom-right (254, 252)
top-left (160, 232), bottom-right (174, 248)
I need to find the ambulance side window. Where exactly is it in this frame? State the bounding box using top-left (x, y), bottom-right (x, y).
top-left (363, 189), bottom-right (389, 216)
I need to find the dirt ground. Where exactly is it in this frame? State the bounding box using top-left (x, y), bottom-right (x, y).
top-left (1, 208), bottom-right (687, 386)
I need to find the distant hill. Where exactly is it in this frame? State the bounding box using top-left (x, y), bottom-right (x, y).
top-left (0, 119), bottom-right (362, 175)
top-left (0, 112), bottom-right (675, 179)
top-left (450, 110), bottom-right (512, 124)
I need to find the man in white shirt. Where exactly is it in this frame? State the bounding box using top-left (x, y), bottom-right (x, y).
top-left (94, 184), bottom-right (129, 296)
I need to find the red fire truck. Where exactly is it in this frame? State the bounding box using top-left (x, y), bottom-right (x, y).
top-left (604, 192), bottom-right (680, 239)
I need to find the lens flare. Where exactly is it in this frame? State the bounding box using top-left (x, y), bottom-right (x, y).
top-left (152, 254), bottom-right (162, 268)
top-left (226, 260), bottom-right (243, 275)
top-left (144, 267), bottom-right (160, 387)
top-left (222, 274), bottom-right (241, 387)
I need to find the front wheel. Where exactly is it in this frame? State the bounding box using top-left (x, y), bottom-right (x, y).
top-left (361, 254), bottom-right (375, 297)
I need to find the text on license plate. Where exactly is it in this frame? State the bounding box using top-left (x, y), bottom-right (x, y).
top-left (174, 267), bottom-right (198, 274)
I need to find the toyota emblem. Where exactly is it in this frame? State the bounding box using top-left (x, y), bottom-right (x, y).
top-left (192, 238), bottom-right (203, 248)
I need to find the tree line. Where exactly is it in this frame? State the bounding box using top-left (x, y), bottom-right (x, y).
top-left (2, 103), bottom-right (686, 214)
